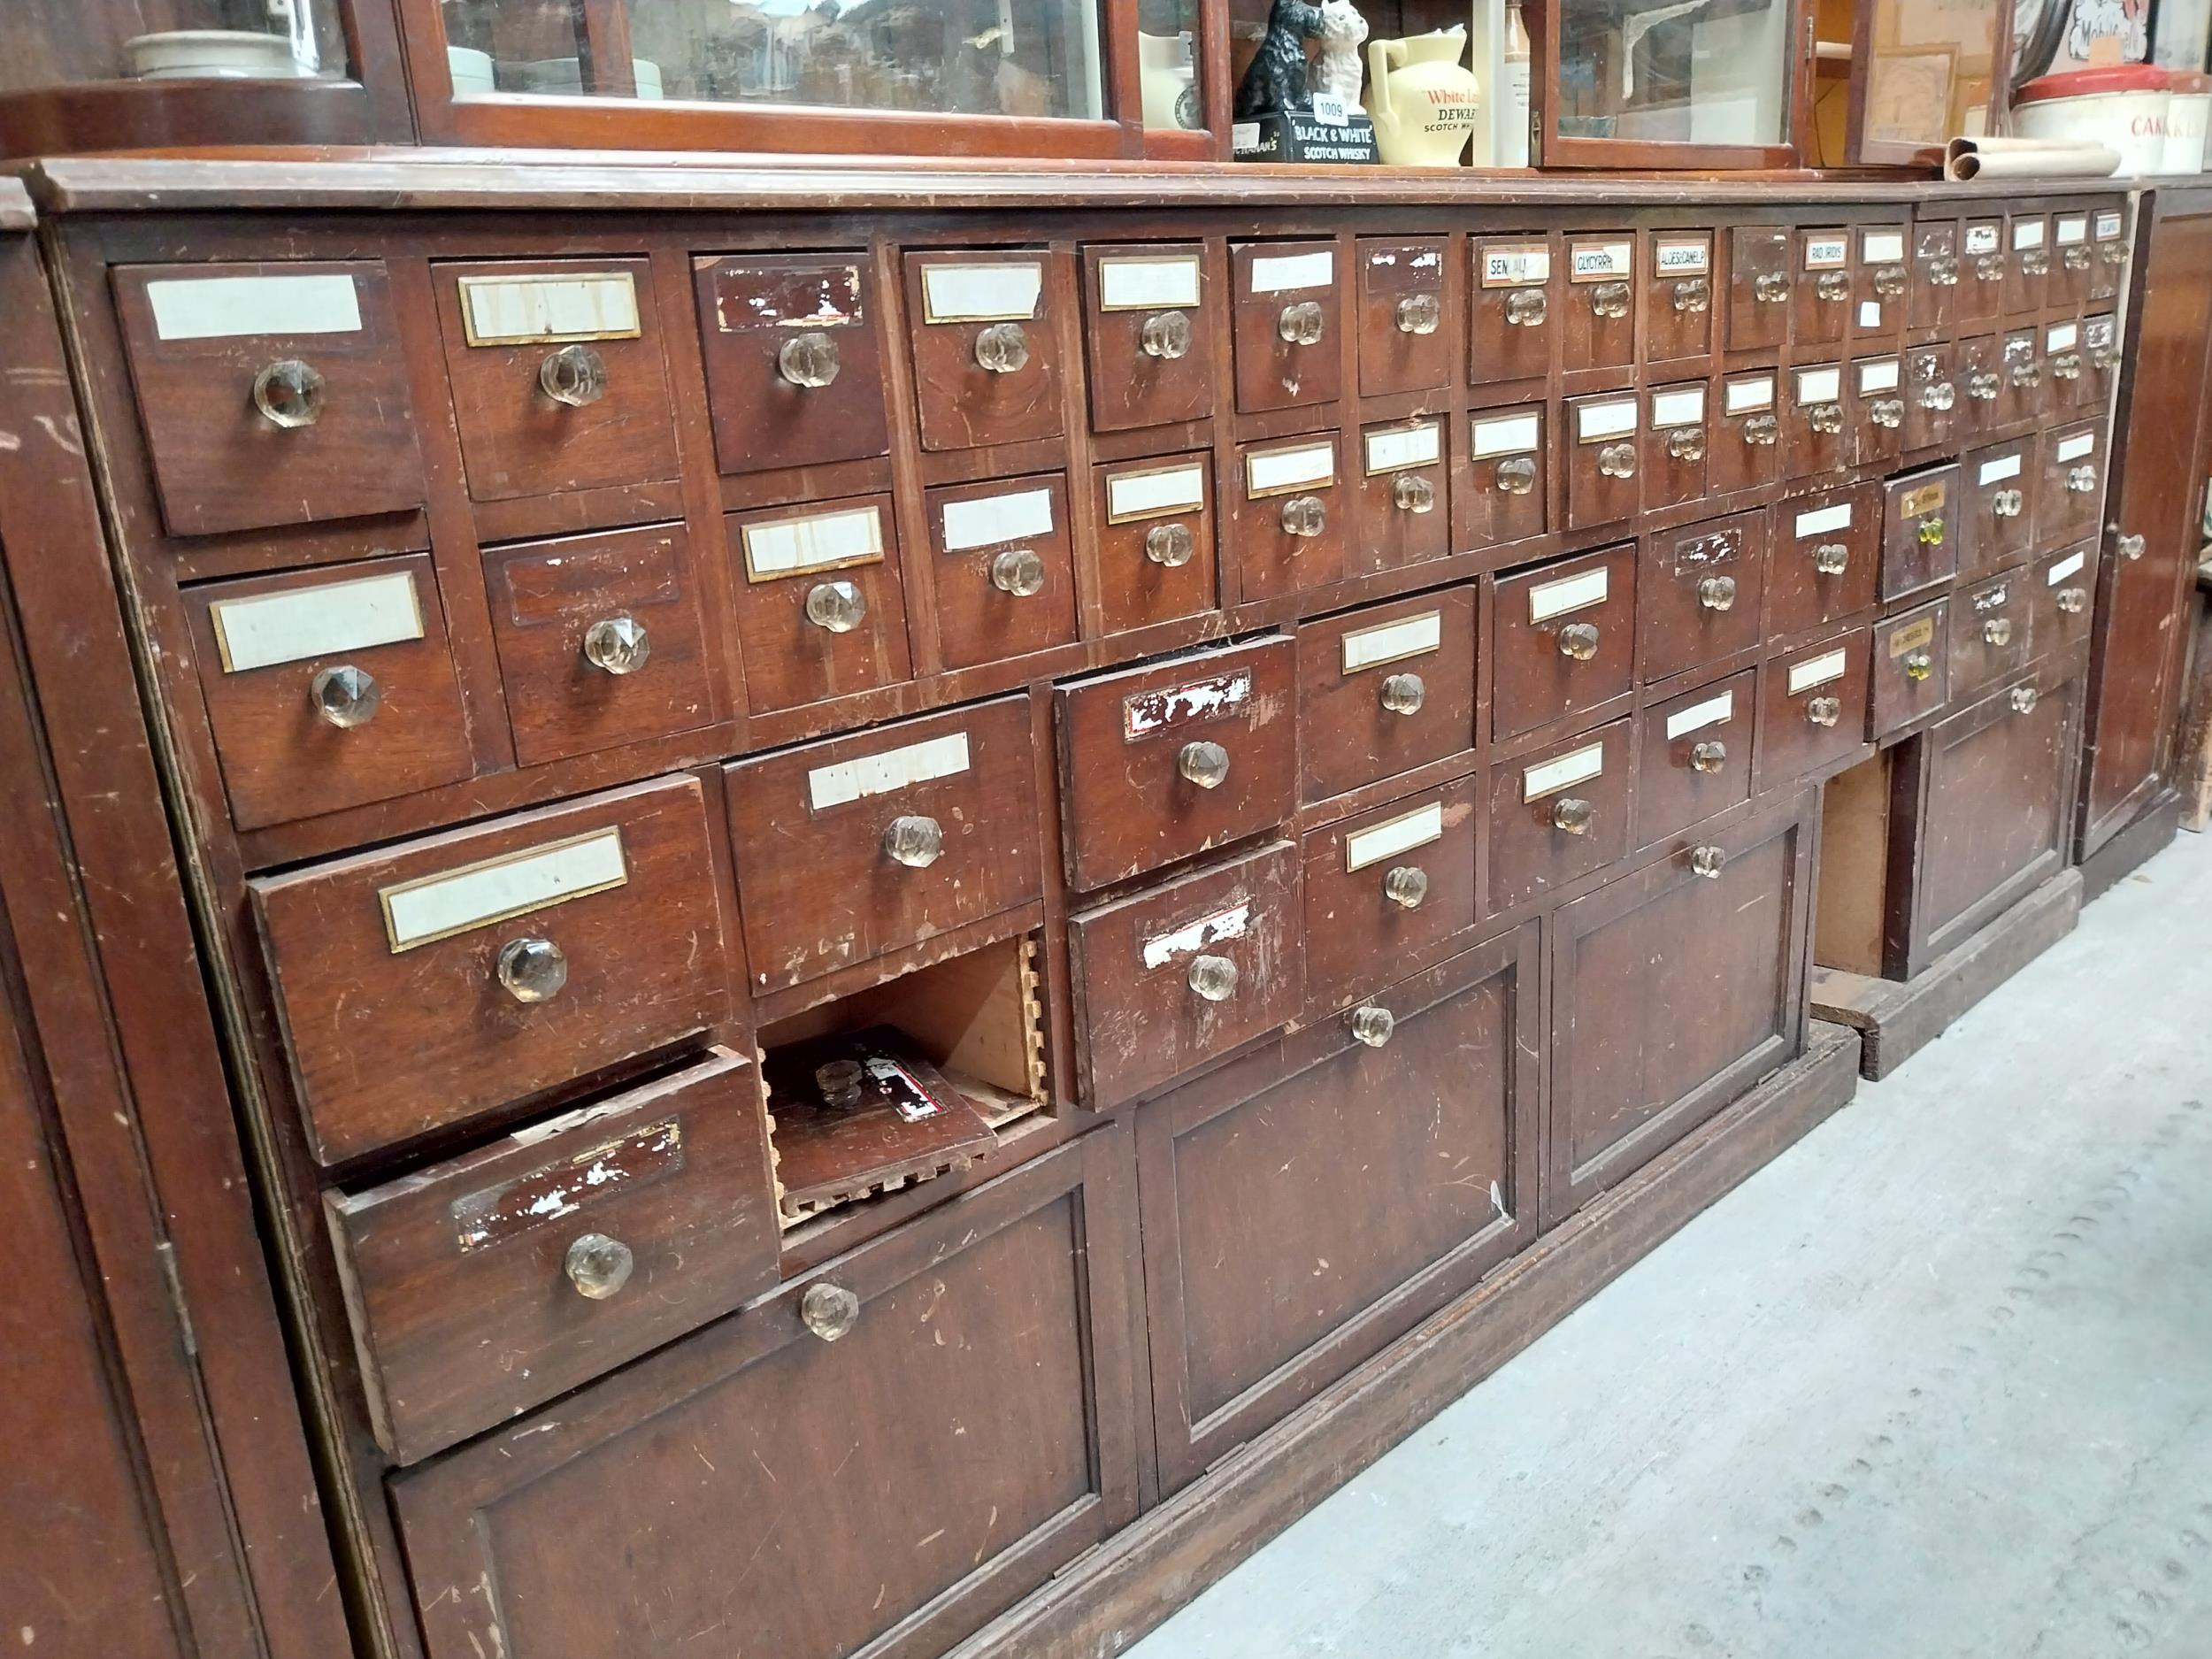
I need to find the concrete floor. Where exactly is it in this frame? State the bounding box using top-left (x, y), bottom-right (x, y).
top-left (1128, 831), bottom-right (2212, 1659)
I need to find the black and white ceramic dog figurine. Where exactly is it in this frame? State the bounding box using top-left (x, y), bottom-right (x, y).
top-left (1234, 0), bottom-right (1327, 119)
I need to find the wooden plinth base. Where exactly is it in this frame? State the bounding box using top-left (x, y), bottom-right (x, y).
top-left (953, 1023), bottom-right (1863, 1659)
top-left (2079, 789), bottom-right (2182, 906)
top-left (1811, 869), bottom-right (2083, 1081)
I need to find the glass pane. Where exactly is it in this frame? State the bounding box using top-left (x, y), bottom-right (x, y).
top-left (1554, 0), bottom-right (1792, 149)
top-left (1136, 0), bottom-right (1203, 132)
top-left (443, 0), bottom-right (1104, 120)
top-left (0, 0), bottom-right (349, 90)
top-left (1863, 0), bottom-right (2000, 149)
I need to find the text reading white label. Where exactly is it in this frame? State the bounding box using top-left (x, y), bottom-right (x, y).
top-left (1528, 565), bottom-right (1609, 622)
top-left (1978, 453), bottom-right (2023, 486)
top-left (2056, 432), bottom-right (2096, 464)
top-left (1471, 412), bottom-right (1540, 458)
top-left (921, 263), bottom-right (1042, 323)
top-left (2047, 550), bottom-right (2087, 585)
top-left (1248, 249), bottom-right (1334, 295)
top-left (1106, 464), bottom-right (1206, 522)
top-left (1364, 422), bottom-right (1441, 474)
top-left (1795, 502), bottom-right (1854, 538)
top-left (459, 272), bottom-right (640, 346)
top-left (1341, 610), bottom-right (1441, 672)
top-left (1246, 442), bottom-right (1336, 496)
top-left (1525, 741), bottom-right (1605, 801)
top-left (1577, 399), bottom-right (1638, 442)
top-left (1098, 255), bottom-right (1202, 311)
top-left (1651, 387), bottom-right (1706, 429)
top-left (741, 506), bottom-right (884, 580)
top-left (1726, 376), bottom-right (1776, 415)
top-left (1666, 689), bottom-right (1735, 741)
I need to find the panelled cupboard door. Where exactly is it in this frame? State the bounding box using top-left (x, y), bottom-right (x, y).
top-left (1547, 796), bottom-right (1813, 1226)
top-left (1138, 928), bottom-right (1540, 1495)
top-left (395, 1127), bottom-right (1140, 1659)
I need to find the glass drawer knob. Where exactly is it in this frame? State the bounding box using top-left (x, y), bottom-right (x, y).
top-left (816, 1059), bottom-right (865, 1109)
top-left (2010, 362), bottom-right (2043, 388)
top-left (881, 814), bottom-right (943, 870)
top-left (539, 342), bottom-right (608, 408)
top-left (1982, 617), bottom-right (2014, 647)
top-left (1672, 277), bottom-right (1711, 314)
top-left (1904, 649), bottom-right (1935, 681)
top-left (1396, 292), bottom-right (1441, 335)
top-left (1816, 272), bottom-right (1850, 303)
top-left (1993, 489), bottom-right (2024, 518)
top-left (1667, 426), bottom-right (1706, 462)
top-left (1145, 521), bottom-right (1195, 567)
top-left (2011, 685), bottom-right (2039, 715)
top-left (1806, 695), bottom-right (1843, 727)
top-left (1280, 494), bottom-right (1328, 538)
top-left (309, 664), bottom-right (380, 728)
top-left (1688, 740), bottom-right (1727, 774)
top-left (1504, 288), bottom-right (1548, 326)
top-left (1278, 300), bottom-right (1326, 346)
top-left (2103, 242), bottom-right (2128, 266)
top-left (2068, 465), bottom-right (2099, 495)
top-left (2093, 345), bottom-right (2121, 371)
top-left (563, 1233), bottom-right (634, 1301)
top-left (2056, 587), bottom-right (2087, 615)
top-left (804, 579), bottom-right (867, 634)
top-left (1745, 413), bottom-right (1780, 447)
top-left (1698, 574), bottom-right (1737, 612)
top-left (1755, 271), bottom-right (1792, 303)
top-left (1930, 256), bottom-right (1961, 287)
top-left (1495, 455), bottom-right (1538, 495)
top-left (1969, 373), bottom-right (2001, 401)
top-left (1141, 309), bottom-right (1193, 360)
top-left (252, 358), bottom-right (326, 429)
top-left (778, 331), bottom-right (842, 388)
top-left (1873, 265), bottom-right (1908, 297)
top-left (496, 936), bottom-right (568, 1004)
top-left (1809, 403), bottom-right (1844, 434)
top-left (1383, 864), bottom-right (1429, 910)
top-left (1689, 845), bottom-right (1727, 880)
top-left (1179, 740), bottom-right (1230, 790)
top-left (2024, 250), bottom-right (2051, 277)
top-left (1976, 254), bottom-right (2005, 281)
top-left (1551, 796), bottom-right (1596, 835)
top-left (582, 613), bottom-right (650, 675)
top-left (1812, 541), bottom-right (1850, 576)
top-left (2065, 245), bottom-right (2092, 272)
top-left (1393, 472), bottom-right (1437, 514)
top-left (974, 321), bottom-right (1031, 374)
top-left (990, 547), bottom-right (1047, 596)
top-left (1921, 381), bottom-right (1957, 411)
top-left (1379, 672), bottom-right (1425, 716)
top-left (2054, 353), bottom-right (2083, 381)
top-left (1557, 620), bottom-right (1601, 661)
top-left (1917, 516), bottom-right (1947, 547)
top-left (1590, 280), bottom-right (1631, 319)
top-left (1871, 398), bottom-right (1904, 429)
top-left (801, 1281), bottom-right (861, 1342)
top-left (1187, 953), bottom-right (1239, 1003)
top-left (1349, 1004), bottom-right (1396, 1048)
top-left (1597, 442), bottom-right (1637, 480)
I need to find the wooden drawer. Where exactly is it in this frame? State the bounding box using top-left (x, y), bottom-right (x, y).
top-left (114, 259), bottom-right (425, 536)
top-left (1959, 217), bottom-right (2006, 325)
top-left (1640, 511), bottom-right (1763, 684)
top-left (1769, 482), bottom-right (1878, 638)
top-left (1642, 380), bottom-right (1709, 512)
top-left (1302, 776), bottom-right (1480, 1013)
top-left (2080, 312), bottom-right (2121, 411)
top-left (1356, 418), bottom-right (1450, 573)
top-left (1493, 543), bottom-right (1636, 741)
top-left (1879, 464), bottom-right (1961, 604)
top-left (1962, 439), bottom-right (2036, 577)
top-left (924, 473), bottom-right (1079, 671)
top-left (393, 1130), bottom-right (1140, 1659)
top-left (1297, 586), bottom-right (1476, 804)
top-left (1949, 567), bottom-right (2036, 700)
top-left (1137, 929), bottom-right (1538, 1494)
top-left (485, 525), bottom-right (714, 769)
top-left (1901, 342), bottom-right (1956, 455)
top-left (1548, 797), bottom-right (1810, 1222)
top-left (1637, 669), bottom-right (1754, 848)
top-left (902, 250), bottom-right (1064, 452)
top-left (2005, 212), bottom-right (2051, 316)
top-left (726, 697), bottom-right (1041, 994)
top-left (2091, 204), bottom-right (2130, 302)
top-left (1231, 432), bottom-right (1347, 599)
top-left (1710, 371), bottom-right (1781, 495)
top-left (1081, 242), bottom-right (1214, 433)
top-left (1055, 636), bottom-right (1297, 891)
top-left (1850, 354), bottom-right (1906, 469)
top-left (327, 1048), bottom-right (776, 1464)
top-left (1356, 235), bottom-right (1450, 396)
top-left (1232, 239), bottom-right (1340, 414)
top-left (435, 257), bottom-right (678, 503)
top-left (184, 553), bottom-right (472, 832)
top-left (1487, 718), bottom-right (1632, 913)
top-left (1784, 361), bottom-right (1847, 480)
top-left (1093, 454), bottom-right (1216, 635)
top-left (1956, 333), bottom-right (2003, 440)
top-left (2035, 542), bottom-right (2097, 661)
top-left (1463, 404), bottom-right (1547, 547)
top-left (2036, 419), bottom-right (2106, 550)
top-left (251, 775), bottom-right (733, 1164)
top-left (1724, 226), bottom-right (1792, 353)
top-left (1760, 631), bottom-right (1869, 787)
top-left (1643, 230), bottom-right (1714, 365)
top-left (1069, 841), bottom-right (1302, 1107)
top-left (1562, 234), bottom-right (1637, 375)
top-left (1469, 235), bottom-right (1555, 386)
top-left (1852, 224), bottom-right (1909, 344)
top-left (1793, 227), bottom-right (1852, 349)
top-left (727, 493), bottom-right (912, 713)
top-left (1997, 326), bottom-right (2047, 426)
top-left (1563, 391), bottom-right (1641, 530)
top-left (1869, 598), bottom-right (1949, 741)
top-left (2052, 209), bottom-right (2095, 309)
top-left (693, 251), bottom-right (889, 476)
top-left (1908, 219), bottom-right (1959, 335)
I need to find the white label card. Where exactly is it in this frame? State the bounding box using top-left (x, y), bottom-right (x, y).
top-left (1248, 249), bottom-right (1334, 295)
top-left (1364, 422), bottom-right (1441, 474)
top-left (1796, 366), bottom-right (1842, 403)
top-left (2047, 550), bottom-right (2087, 585)
top-left (1524, 741), bottom-right (1605, 801)
top-left (1726, 376), bottom-right (1777, 415)
top-left (1341, 610), bottom-right (1442, 672)
top-left (1655, 237), bottom-right (1711, 275)
top-left (1246, 442), bottom-right (1336, 496)
top-left (2097, 211), bottom-right (2124, 241)
top-left (1577, 400), bottom-right (1638, 442)
top-left (2013, 219), bottom-right (2047, 251)
top-left (1570, 241), bottom-right (1633, 281)
top-left (940, 488), bottom-right (1055, 552)
top-left (1965, 224), bottom-right (2001, 256)
top-left (1787, 649), bottom-right (1848, 695)
top-left (1795, 502), bottom-right (1854, 538)
top-left (1858, 358), bottom-right (1901, 395)
top-left (1098, 255), bottom-right (1202, 311)
top-left (381, 828), bottom-right (627, 954)
top-left (1471, 412), bottom-right (1540, 458)
top-left (2055, 216), bottom-right (2089, 247)
top-left (459, 272), bottom-right (640, 346)
top-left (1529, 565), bottom-right (1609, 622)
top-left (1106, 464), bottom-right (1206, 522)
top-left (147, 273), bottom-right (363, 342)
top-left (1651, 387), bottom-right (1706, 428)
top-left (1141, 903), bottom-right (1250, 972)
top-left (808, 732), bottom-right (972, 812)
top-left (2056, 432), bottom-right (2097, 463)
top-left (1666, 689), bottom-right (1735, 741)
top-left (1859, 301), bottom-right (1885, 328)
top-left (1804, 234), bottom-right (1848, 270)
top-left (211, 570), bottom-right (423, 674)
top-left (741, 505), bottom-right (884, 580)
top-left (921, 262), bottom-right (1043, 323)
top-left (1862, 230), bottom-right (1906, 265)
top-left (2047, 322), bottom-right (2080, 351)
top-left (1346, 802), bottom-right (1446, 873)
top-left (1978, 453), bottom-right (2024, 486)
top-left (1482, 245), bottom-right (1551, 287)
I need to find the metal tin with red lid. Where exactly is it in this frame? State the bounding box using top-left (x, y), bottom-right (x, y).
top-left (2015, 65), bottom-right (2175, 177)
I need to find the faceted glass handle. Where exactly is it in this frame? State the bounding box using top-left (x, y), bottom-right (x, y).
top-left (801, 1281), bottom-right (861, 1342)
top-left (1982, 617), bottom-right (2014, 647)
top-left (1504, 288), bottom-right (1548, 326)
top-left (1872, 265), bottom-right (1908, 297)
top-left (804, 579), bottom-right (868, 634)
top-left (564, 1233), bottom-right (634, 1301)
top-left (881, 814), bottom-right (944, 869)
top-left (582, 614), bottom-right (650, 675)
top-left (1870, 398), bottom-right (1905, 429)
top-left (2102, 242), bottom-right (2128, 267)
top-left (1688, 740), bottom-right (1727, 774)
top-left (1806, 695), bottom-right (1843, 727)
top-left (1551, 796), bottom-right (1595, 835)
top-left (1812, 542), bottom-right (1850, 576)
top-left (2023, 250), bottom-right (2051, 277)
top-left (2068, 465), bottom-right (2099, 495)
top-left (2056, 588), bottom-right (2088, 615)
top-left (1922, 381), bottom-right (1957, 411)
top-left (2054, 352), bottom-right (2083, 381)
top-left (309, 664), bottom-right (380, 728)
top-left (1141, 310), bottom-right (1193, 360)
top-left (1917, 516), bottom-right (1947, 547)
top-left (1809, 403), bottom-right (1844, 434)
top-left (1969, 373), bottom-right (2001, 402)
top-left (1755, 271), bottom-right (1792, 303)
top-left (1179, 740), bottom-right (1230, 790)
top-left (1187, 953), bottom-right (1239, 1002)
top-left (1589, 280), bottom-right (1631, 319)
top-left (1672, 277), bottom-right (1710, 314)
top-left (778, 331), bottom-right (842, 388)
top-left (1689, 845), bottom-right (1727, 880)
top-left (1904, 649), bottom-right (1934, 681)
top-left (974, 321), bottom-right (1031, 374)
top-left (1929, 257), bottom-right (1961, 287)
top-left (990, 548), bottom-right (1047, 596)
top-left (2010, 686), bottom-right (2040, 714)
top-left (1597, 442), bottom-right (1637, 480)
top-left (1993, 489), bottom-right (2024, 519)
top-left (1382, 864), bottom-right (1429, 910)
top-left (1495, 455), bottom-right (1538, 495)
top-left (1277, 300), bottom-right (1326, 346)
top-left (1280, 494), bottom-right (1328, 538)
top-left (1816, 272), bottom-right (1851, 303)
top-left (816, 1059), bottom-right (864, 1109)
top-left (1976, 254), bottom-right (2006, 282)
top-left (1556, 620), bottom-right (1601, 661)
top-left (495, 936), bottom-right (568, 1004)
top-left (2065, 246), bottom-right (2093, 272)
top-left (1393, 473), bottom-right (1437, 514)
top-left (1698, 575), bottom-right (1737, 612)
top-left (1667, 426), bottom-right (1706, 462)
top-left (2093, 344), bottom-right (2121, 371)
top-left (1395, 292), bottom-right (1441, 335)
top-left (1145, 522), bottom-right (1196, 567)
top-left (2009, 361), bottom-right (2043, 389)
top-left (252, 358), bottom-right (326, 429)
top-left (1379, 672), bottom-right (1425, 716)
top-left (1348, 1005), bottom-right (1396, 1048)
top-left (539, 343), bottom-right (608, 408)
top-left (1744, 413), bottom-right (1780, 447)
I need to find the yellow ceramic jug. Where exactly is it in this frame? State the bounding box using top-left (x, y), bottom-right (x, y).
top-left (1366, 27), bottom-right (1479, 167)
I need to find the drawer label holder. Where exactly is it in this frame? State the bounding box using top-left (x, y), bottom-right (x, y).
top-left (1141, 902), bottom-right (1251, 971)
top-left (741, 505), bottom-right (886, 581)
top-left (147, 272), bottom-right (363, 342)
top-left (1106, 463), bottom-right (1207, 524)
top-left (808, 731), bottom-right (972, 812)
top-left (458, 271), bottom-right (641, 347)
top-left (1665, 688), bottom-right (1734, 741)
top-left (380, 826), bottom-right (629, 954)
top-left (1888, 615), bottom-right (1937, 657)
top-left (451, 1118), bottom-right (684, 1253)
top-left (1124, 669), bottom-right (1254, 741)
top-left (921, 262), bottom-right (1044, 324)
top-left (1525, 741), bottom-right (1605, 802)
top-left (1787, 649), bottom-right (1849, 695)
top-left (1346, 802), bottom-right (1445, 872)
top-left (1341, 610), bottom-right (1442, 673)
top-left (210, 569), bottom-right (426, 674)
top-left (1098, 254), bottom-right (1202, 311)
